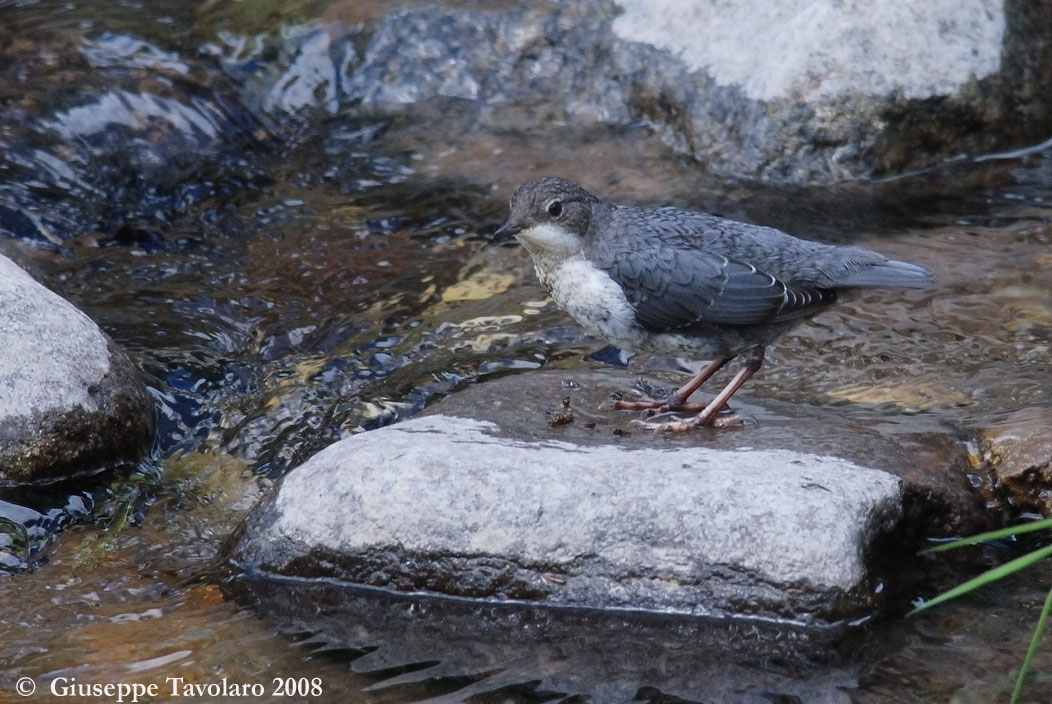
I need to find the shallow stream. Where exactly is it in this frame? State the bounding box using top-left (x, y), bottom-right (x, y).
top-left (0, 1), bottom-right (1050, 702)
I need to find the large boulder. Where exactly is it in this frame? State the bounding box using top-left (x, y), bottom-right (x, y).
top-left (247, 0), bottom-right (1052, 184)
top-left (230, 370), bottom-right (989, 625)
top-left (0, 254), bottom-right (154, 485)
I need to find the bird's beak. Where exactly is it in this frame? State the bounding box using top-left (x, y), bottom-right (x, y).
top-left (493, 220), bottom-right (521, 242)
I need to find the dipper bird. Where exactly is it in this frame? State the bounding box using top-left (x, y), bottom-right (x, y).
top-left (494, 177), bottom-right (933, 431)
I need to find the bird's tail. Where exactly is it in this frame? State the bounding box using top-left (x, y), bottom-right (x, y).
top-left (836, 259), bottom-right (934, 289)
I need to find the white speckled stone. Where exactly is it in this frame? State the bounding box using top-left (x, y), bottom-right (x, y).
top-left (234, 413), bottom-right (903, 623)
top-left (613, 0), bottom-right (1004, 101)
top-left (0, 254), bottom-right (111, 418)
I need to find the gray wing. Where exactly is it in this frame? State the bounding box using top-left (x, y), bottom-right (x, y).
top-left (605, 246), bottom-right (834, 331)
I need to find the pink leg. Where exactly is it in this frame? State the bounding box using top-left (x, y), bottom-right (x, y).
top-left (647, 352), bottom-right (764, 432)
top-left (614, 357), bottom-right (731, 412)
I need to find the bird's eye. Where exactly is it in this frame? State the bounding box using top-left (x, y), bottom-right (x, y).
top-left (546, 200), bottom-right (563, 217)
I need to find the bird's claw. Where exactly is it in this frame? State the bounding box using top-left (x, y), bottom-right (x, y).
top-left (636, 411), bottom-right (745, 432)
top-left (612, 392), bottom-right (663, 411)
top-left (615, 396), bottom-right (708, 416)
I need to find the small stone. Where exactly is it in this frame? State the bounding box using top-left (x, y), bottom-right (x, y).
top-left (979, 407), bottom-right (1052, 514)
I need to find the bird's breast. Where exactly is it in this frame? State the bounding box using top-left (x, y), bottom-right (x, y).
top-left (532, 254), bottom-right (645, 349)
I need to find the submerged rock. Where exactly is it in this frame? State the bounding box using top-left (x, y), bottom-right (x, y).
top-left (230, 370), bottom-right (988, 625)
top-left (248, 0), bottom-right (1052, 184)
top-left (0, 26), bottom-right (267, 244)
top-left (0, 254), bottom-right (154, 485)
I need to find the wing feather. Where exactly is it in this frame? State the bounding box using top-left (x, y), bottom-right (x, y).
top-left (603, 246), bottom-right (833, 331)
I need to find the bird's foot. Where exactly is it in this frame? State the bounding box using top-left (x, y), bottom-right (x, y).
top-left (612, 390), bottom-right (664, 411)
top-left (638, 409), bottom-right (744, 432)
top-left (614, 394), bottom-right (704, 416)
top-left (612, 395), bottom-right (660, 411)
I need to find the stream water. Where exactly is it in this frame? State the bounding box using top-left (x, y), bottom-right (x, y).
top-left (1, 1), bottom-right (1050, 702)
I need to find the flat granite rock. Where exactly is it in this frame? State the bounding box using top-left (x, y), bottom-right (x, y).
top-left (230, 370), bottom-right (991, 624)
top-left (0, 254), bottom-right (154, 485)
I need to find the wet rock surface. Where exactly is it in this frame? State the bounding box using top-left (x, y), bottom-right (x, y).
top-left (435, 369), bottom-right (991, 536)
top-left (0, 254), bottom-right (153, 485)
top-left (231, 370), bottom-right (989, 624)
top-left (239, 0), bottom-right (1052, 183)
top-left (980, 407), bottom-right (1052, 514)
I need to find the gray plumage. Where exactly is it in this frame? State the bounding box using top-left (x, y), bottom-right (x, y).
top-left (494, 177), bottom-right (934, 429)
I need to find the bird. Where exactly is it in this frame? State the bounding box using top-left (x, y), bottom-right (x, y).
top-left (493, 177), bottom-right (933, 431)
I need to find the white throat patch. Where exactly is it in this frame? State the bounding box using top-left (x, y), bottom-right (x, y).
top-left (515, 223), bottom-right (583, 263)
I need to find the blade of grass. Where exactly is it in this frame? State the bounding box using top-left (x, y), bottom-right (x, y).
top-left (1010, 584), bottom-right (1052, 704)
top-left (922, 519), bottom-right (1052, 554)
top-left (908, 543), bottom-right (1052, 617)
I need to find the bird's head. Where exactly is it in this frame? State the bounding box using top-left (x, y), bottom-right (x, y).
top-left (494, 177), bottom-right (596, 260)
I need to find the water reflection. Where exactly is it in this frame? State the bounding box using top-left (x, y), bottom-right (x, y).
top-left (233, 575), bottom-right (861, 704)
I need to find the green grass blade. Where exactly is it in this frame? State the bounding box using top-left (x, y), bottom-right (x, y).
top-left (908, 543), bottom-right (1052, 617)
top-left (922, 518), bottom-right (1052, 554)
top-left (1009, 584), bottom-right (1052, 704)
